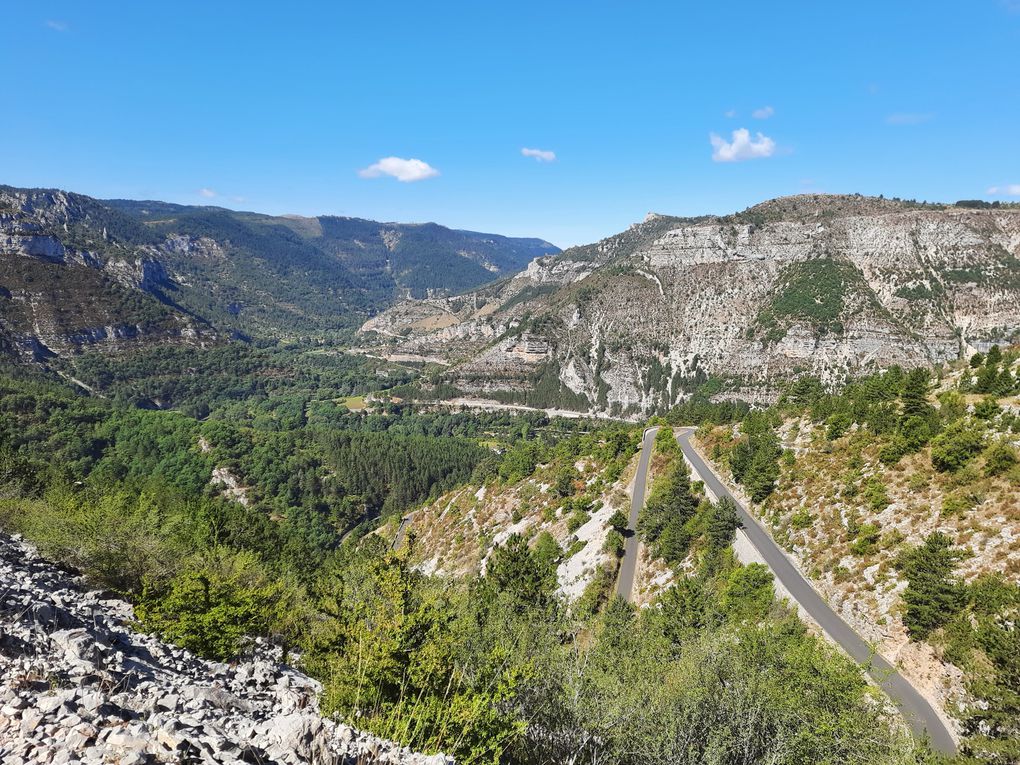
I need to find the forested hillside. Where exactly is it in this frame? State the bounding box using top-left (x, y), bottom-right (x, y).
top-left (0, 359), bottom-right (943, 764)
top-left (0, 184), bottom-right (558, 359)
top-left (685, 351), bottom-right (1020, 762)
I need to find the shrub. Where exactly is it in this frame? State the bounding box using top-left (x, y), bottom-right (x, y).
top-left (983, 439), bottom-right (1018, 477)
top-left (973, 397), bottom-right (1001, 421)
top-left (532, 531), bottom-right (562, 571)
top-left (790, 509), bottom-right (814, 529)
top-left (607, 509), bottom-right (629, 533)
top-left (654, 427), bottom-right (679, 453)
top-left (567, 508), bottom-right (590, 533)
top-left (826, 412), bottom-right (852, 440)
top-left (941, 492), bottom-right (977, 517)
top-left (849, 523), bottom-right (881, 556)
top-left (553, 464), bottom-right (577, 497)
top-left (136, 548), bottom-right (301, 661)
top-left (602, 530), bottom-right (624, 557)
top-left (720, 563), bottom-right (774, 620)
top-left (931, 420), bottom-right (986, 472)
top-left (862, 478), bottom-right (890, 511)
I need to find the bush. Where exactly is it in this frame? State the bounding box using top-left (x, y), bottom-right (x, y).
top-left (973, 397), bottom-right (1001, 421)
top-left (136, 548), bottom-right (302, 661)
top-left (553, 464), bottom-right (577, 497)
top-left (849, 523), bottom-right (881, 556)
top-left (720, 563), bottom-right (774, 620)
top-left (603, 530), bottom-right (624, 557)
top-left (862, 478), bottom-right (890, 511)
top-left (825, 412), bottom-right (852, 440)
top-left (654, 427), bottom-right (679, 453)
top-left (567, 508), bottom-right (590, 533)
top-left (983, 439), bottom-right (1018, 477)
top-left (931, 420), bottom-right (986, 472)
top-left (941, 492), bottom-right (977, 517)
top-left (878, 436), bottom-right (907, 465)
top-left (607, 509), bottom-right (629, 533)
top-left (532, 531), bottom-right (562, 571)
top-left (8, 485), bottom-right (190, 595)
top-left (790, 509), bottom-right (813, 529)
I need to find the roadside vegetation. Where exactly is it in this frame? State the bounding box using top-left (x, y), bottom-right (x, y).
top-left (688, 349), bottom-right (1020, 763)
top-left (0, 359), bottom-right (942, 764)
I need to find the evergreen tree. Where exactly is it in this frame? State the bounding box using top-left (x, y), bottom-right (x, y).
top-left (706, 497), bottom-right (740, 554)
top-left (897, 532), bottom-right (967, 640)
top-left (744, 447), bottom-right (781, 502)
top-left (899, 367), bottom-right (934, 424)
top-left (484, 533), bottom-right (556, 609)
top-left (975, 363), bottom-right (1000, 394)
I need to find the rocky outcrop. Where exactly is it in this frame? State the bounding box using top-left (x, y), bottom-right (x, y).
top-left (0, 186), bottom-right (215, 359)
top-left (1, 183), bottom-right (559, 350)
top-left (0, 534), bottom-right (451, 765)
top-left (361, 195), bottom-right (1020, 413)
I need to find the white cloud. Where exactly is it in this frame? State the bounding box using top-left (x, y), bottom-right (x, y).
top-left (521, 147), bottom-right (556, 162)
top-left (885, 112), bottom-right (934, 125)
top-left (709, 128), bottom-right (776, 162)
top-left (198, 188), bottom-right (217, 198)
top-left (752, 105), bottom-right (775, 119)
top-left (45, 20), bottom-right (68, 32)
top-left (358, 157), bottom-right (439, 182)
top-left (987, 184), bottom-right (1020, 196)
top-left (724, 109), bottom-right (737, 118)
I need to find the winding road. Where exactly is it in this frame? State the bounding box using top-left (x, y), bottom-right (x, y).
top-left (676, 429), bottom-right (956, 754)
top-left (615, 426), bottom-right (659, 600)
top-left (615, 425), bottom-right (956, 755)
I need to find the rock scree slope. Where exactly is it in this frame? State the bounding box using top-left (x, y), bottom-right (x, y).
top-left (0, 533), bottom-right (451, 765)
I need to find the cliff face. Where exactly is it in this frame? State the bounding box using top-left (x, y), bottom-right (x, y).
top-left (0, 184), bottom-right (559, 360)
top-left (0, 188), bottom-right (210, 359)
top-left (361, 196), bottom-right (1020, 413)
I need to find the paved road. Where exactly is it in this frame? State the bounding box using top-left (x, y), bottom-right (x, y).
top-left (674, 428), bottom-right (956, 755)
top-left (392, 516), bottom-right (411, 550)
top-left (439, 397), bottom-right (639, 422)
top-left (615, 426), bottom-right (659, 600)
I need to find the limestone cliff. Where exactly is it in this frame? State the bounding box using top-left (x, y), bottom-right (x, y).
top-left (361, 195), bottom-right (1020, 414)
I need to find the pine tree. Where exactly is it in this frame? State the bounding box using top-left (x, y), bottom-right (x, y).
top-left (897, 532), bottom-right (967, 640)
top-left (900, 367), bottom-right (934, 423)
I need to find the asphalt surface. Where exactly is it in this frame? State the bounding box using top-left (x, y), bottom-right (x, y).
top-left (615, 426), bottom-right (659, 601)
top-left (392, 516), bottom-right (411, 550)
top-left (674, 428), bottom-right (957, 755)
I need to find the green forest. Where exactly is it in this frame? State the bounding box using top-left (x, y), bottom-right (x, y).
top-left (1, 344), bottom-right (1009, 763)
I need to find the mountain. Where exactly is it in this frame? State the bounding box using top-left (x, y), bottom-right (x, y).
top-left (0, 185), bottom-right (558, 359)
top-left (361, 194), bottom-right (1020, 414)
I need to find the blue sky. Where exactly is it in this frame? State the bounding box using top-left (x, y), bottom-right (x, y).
top-left (2, 2), bottom-right (1019, 247)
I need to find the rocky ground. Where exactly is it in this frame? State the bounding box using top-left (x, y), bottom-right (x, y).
top-left (0, 533), bottom-right (451, 765)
